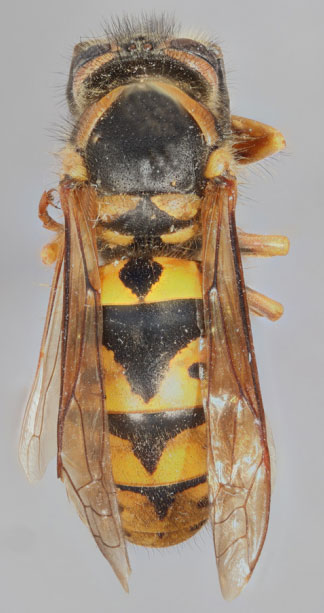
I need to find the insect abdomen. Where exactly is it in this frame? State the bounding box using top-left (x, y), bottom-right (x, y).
top-left (101, 256), bottom-right (208, 546)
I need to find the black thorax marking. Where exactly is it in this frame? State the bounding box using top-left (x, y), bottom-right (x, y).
top-left (106, 196), bottom-right (193, 238)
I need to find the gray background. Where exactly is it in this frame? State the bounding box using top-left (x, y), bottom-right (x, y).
top-left (1, 0), bottom-right (323, 611)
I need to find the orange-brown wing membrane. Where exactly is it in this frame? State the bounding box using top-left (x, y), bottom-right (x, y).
top-left (57, 184), bottom-right (130, 590)
top-left (19, 245), bottom-right (64, 482)
top-left (201, 178), bottom-right (271, 600)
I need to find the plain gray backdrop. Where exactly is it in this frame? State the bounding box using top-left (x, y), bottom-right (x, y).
top-left (1, 0), bottom-right (323, 611)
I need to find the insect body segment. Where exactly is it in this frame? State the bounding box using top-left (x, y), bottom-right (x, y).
top-left (20, 17), bottom-right (288, 600)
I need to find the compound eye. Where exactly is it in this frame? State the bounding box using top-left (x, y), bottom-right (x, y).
top-left (127, 42), bottom-right (137, 52)
top-left (143, 42), bottom-right (153, 51)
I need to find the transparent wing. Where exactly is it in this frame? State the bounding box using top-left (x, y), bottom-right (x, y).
top-left (201, 178), bottom-right (271, 600)
top-left (19, 244), bottom-right (64, 482)
top-left (57, 184), bottom-right (130, 590)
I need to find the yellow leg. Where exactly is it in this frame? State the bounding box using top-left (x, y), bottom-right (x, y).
top-left (38, 190), bottom-right (63, 232)
top-left (238, 230), bottom-right (290, 257)
top-left (41, 236), bottom-right (63, 265)
top-left (246, 287), bottom-right (283, 321)
top-left (231, 115), bottom-right (286, 164)
top-left (38, 190), bottom-right (64, 265)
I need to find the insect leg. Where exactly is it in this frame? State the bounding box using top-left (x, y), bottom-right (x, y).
top-left (41, 237), bottom-right (64, 265)
top-left (238, 230), bottom-right (289, 257)
top-left (38, 190), bottom-right (64, 265)
top-left (38, 190), bottom-right (63, 231)
top-left (231, 115), bottom-right (286, 164)
top-left (237, 231), bottom-right (288, 320)
top-left (246, 287), bottom-right (284, 321)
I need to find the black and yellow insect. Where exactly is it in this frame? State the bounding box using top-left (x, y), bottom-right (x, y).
top-left (19, 16), bottom-right (289, 599)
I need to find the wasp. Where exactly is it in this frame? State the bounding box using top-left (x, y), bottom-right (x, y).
top-left (19, 16), bottom-right (289, 599)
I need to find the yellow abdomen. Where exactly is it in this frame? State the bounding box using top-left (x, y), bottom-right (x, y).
top-left (101, 256), bottom-right (208, 547)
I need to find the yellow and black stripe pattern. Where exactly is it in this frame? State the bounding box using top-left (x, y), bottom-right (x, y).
top-left (101, 256), bottom-right (208, 547)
